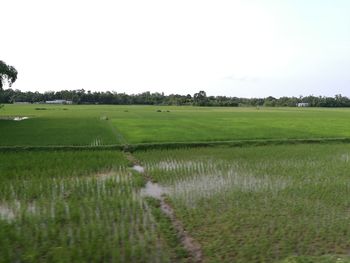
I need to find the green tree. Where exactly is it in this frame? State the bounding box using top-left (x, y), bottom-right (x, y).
top-left (0, 60), bottom-right (18, 90)
top-left (194, 90), bottom-right (208, 106)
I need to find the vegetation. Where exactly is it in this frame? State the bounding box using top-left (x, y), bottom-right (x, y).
top-left (1, 88), bottom-right (350, 107)
top-left (2, 104), bottom-right (350, 146)
top-left (0, 150), bottom-right (180, 262)
top-left (0, 61), bottom-right (17, 90)
top-left (0, 104), bottom-right (119, 146)
top-left (2, 104), bottom-right (350, 262)
top-left (136, 144), bottom-right (350, 262)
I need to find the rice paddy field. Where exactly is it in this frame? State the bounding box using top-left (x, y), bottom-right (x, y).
top-left (0, 150), bottom-right (182, 262)
top-left (1, 104), bottom-right (350, 262)
top-left (2, 104), bottom-right (350, 146)
top-left (136, 144), bottom-right (350, 262)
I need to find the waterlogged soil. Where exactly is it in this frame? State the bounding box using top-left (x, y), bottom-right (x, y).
top-left (132, 164), bottom-right (168, 199)
top-left (160, 199), bottom-right (203, 262)
top-left (128, 156), bottom-right (203, 262)
top-left (141, 181), bottom-right (168, 199)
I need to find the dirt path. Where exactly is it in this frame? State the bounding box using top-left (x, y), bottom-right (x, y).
top-left (124, 152), bottom-right (203, 263)
top-left (160, 199), bottom-right (203, 262)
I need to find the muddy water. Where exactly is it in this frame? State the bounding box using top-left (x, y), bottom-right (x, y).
top-left (127, 155), bottom-right (203, 262)
top-left (140, 181), bottom-right (168, 199)
top-left (132, 164), bottom-right (168, 199)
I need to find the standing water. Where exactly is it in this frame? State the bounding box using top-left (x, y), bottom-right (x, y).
top-left (140, 181), bottom-right (167, 199)
top-left (132, 165), bottom-right (145, 173)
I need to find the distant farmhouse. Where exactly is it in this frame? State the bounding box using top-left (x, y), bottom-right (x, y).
top-left (297, 103), bottom-right (309, 107)
top-left (45, 99), bottom-right (73, 104)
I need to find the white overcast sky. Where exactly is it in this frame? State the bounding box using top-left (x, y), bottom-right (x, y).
top-left (1, 0), bottom-right (350, 97)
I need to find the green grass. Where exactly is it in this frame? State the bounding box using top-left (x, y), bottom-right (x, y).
top-left (110, 106), bottom-right (350, 143)
top-left (3, 104), bottom-right (350, 262)
top-left (0, 105), bottom-right (119, 146)
top-left (2, 104), bottom-right (350, 146)
top-left (0, 150), bottom-right (178, 262)
top-left (136, 144), bottom-right (350, 262)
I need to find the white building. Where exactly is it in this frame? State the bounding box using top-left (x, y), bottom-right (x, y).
top-left (45, 100), bottom-right (73, 104)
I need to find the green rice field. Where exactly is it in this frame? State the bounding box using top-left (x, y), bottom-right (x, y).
top-left (1, 104), bottom-right (350, 146)
top-left (0, 150), bottom-right (182, 262)
top-left (1, 104), bottom-right (350, 262)
top-left (136, 144), bottom-right (350, 262)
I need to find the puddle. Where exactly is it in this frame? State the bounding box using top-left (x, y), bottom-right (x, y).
top-left (140, 181), bottom-right (168, 199)
top-left (132, 165), bottom-right (145, 173)
top-left (0, 116), bottom-right (30, 121)
top-left (14, 117), bottom-right (29, 121)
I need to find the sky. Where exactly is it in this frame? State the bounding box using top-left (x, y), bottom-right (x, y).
top-left (1, 0), bottom-right (350, 98)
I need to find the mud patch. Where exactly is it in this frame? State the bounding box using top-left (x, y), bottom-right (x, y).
top-left (160, 200), bottom-right (203, 262)
top-left (125, 152), bottom-right (203, 262)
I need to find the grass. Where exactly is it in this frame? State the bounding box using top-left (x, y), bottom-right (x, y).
top-left (109, 106), bottom-right (350, 143)
top-left (0, 104), bottom-right (120, 146)
top-left (0, 150), bottom-right (179, 262)
top-left (3, 104), bottom-right (350, 262)
top-left (2, 104), bottom-right (350, 146)
top-left (136, 144), bottom-right (350, 262)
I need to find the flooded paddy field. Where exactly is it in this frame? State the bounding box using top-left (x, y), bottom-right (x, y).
top-left (1, 144), bottom-right (350, 262)
top-left (136, 144), bottom-right (350, 262)
top-left (0, 151), bottom-right (179, 263)
top-left (2, 104), bottom-right (350, 262)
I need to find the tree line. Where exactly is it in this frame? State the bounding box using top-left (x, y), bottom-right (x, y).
top-left (1, 61), bottom-right (350, 107)
top-left (1, 89), bottom-right (350, 107)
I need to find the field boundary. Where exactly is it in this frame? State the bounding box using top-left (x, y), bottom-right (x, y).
top-left (127, 137), bottom-right (350, 151)
top-left (1, 137), bottom-right (350, 152)
top-left (0, 145), bottom-right (124, 152)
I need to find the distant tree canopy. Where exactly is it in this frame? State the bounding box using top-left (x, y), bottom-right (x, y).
top-left (0, 60), bottom-right (18, 90)
top-left (1, 88), bottom-right (350, 108)
top-left (194, 90), bottom-right (208, 106)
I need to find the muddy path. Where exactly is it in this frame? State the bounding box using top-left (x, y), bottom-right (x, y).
top-left (124, 152), bottom-right (203, 263)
